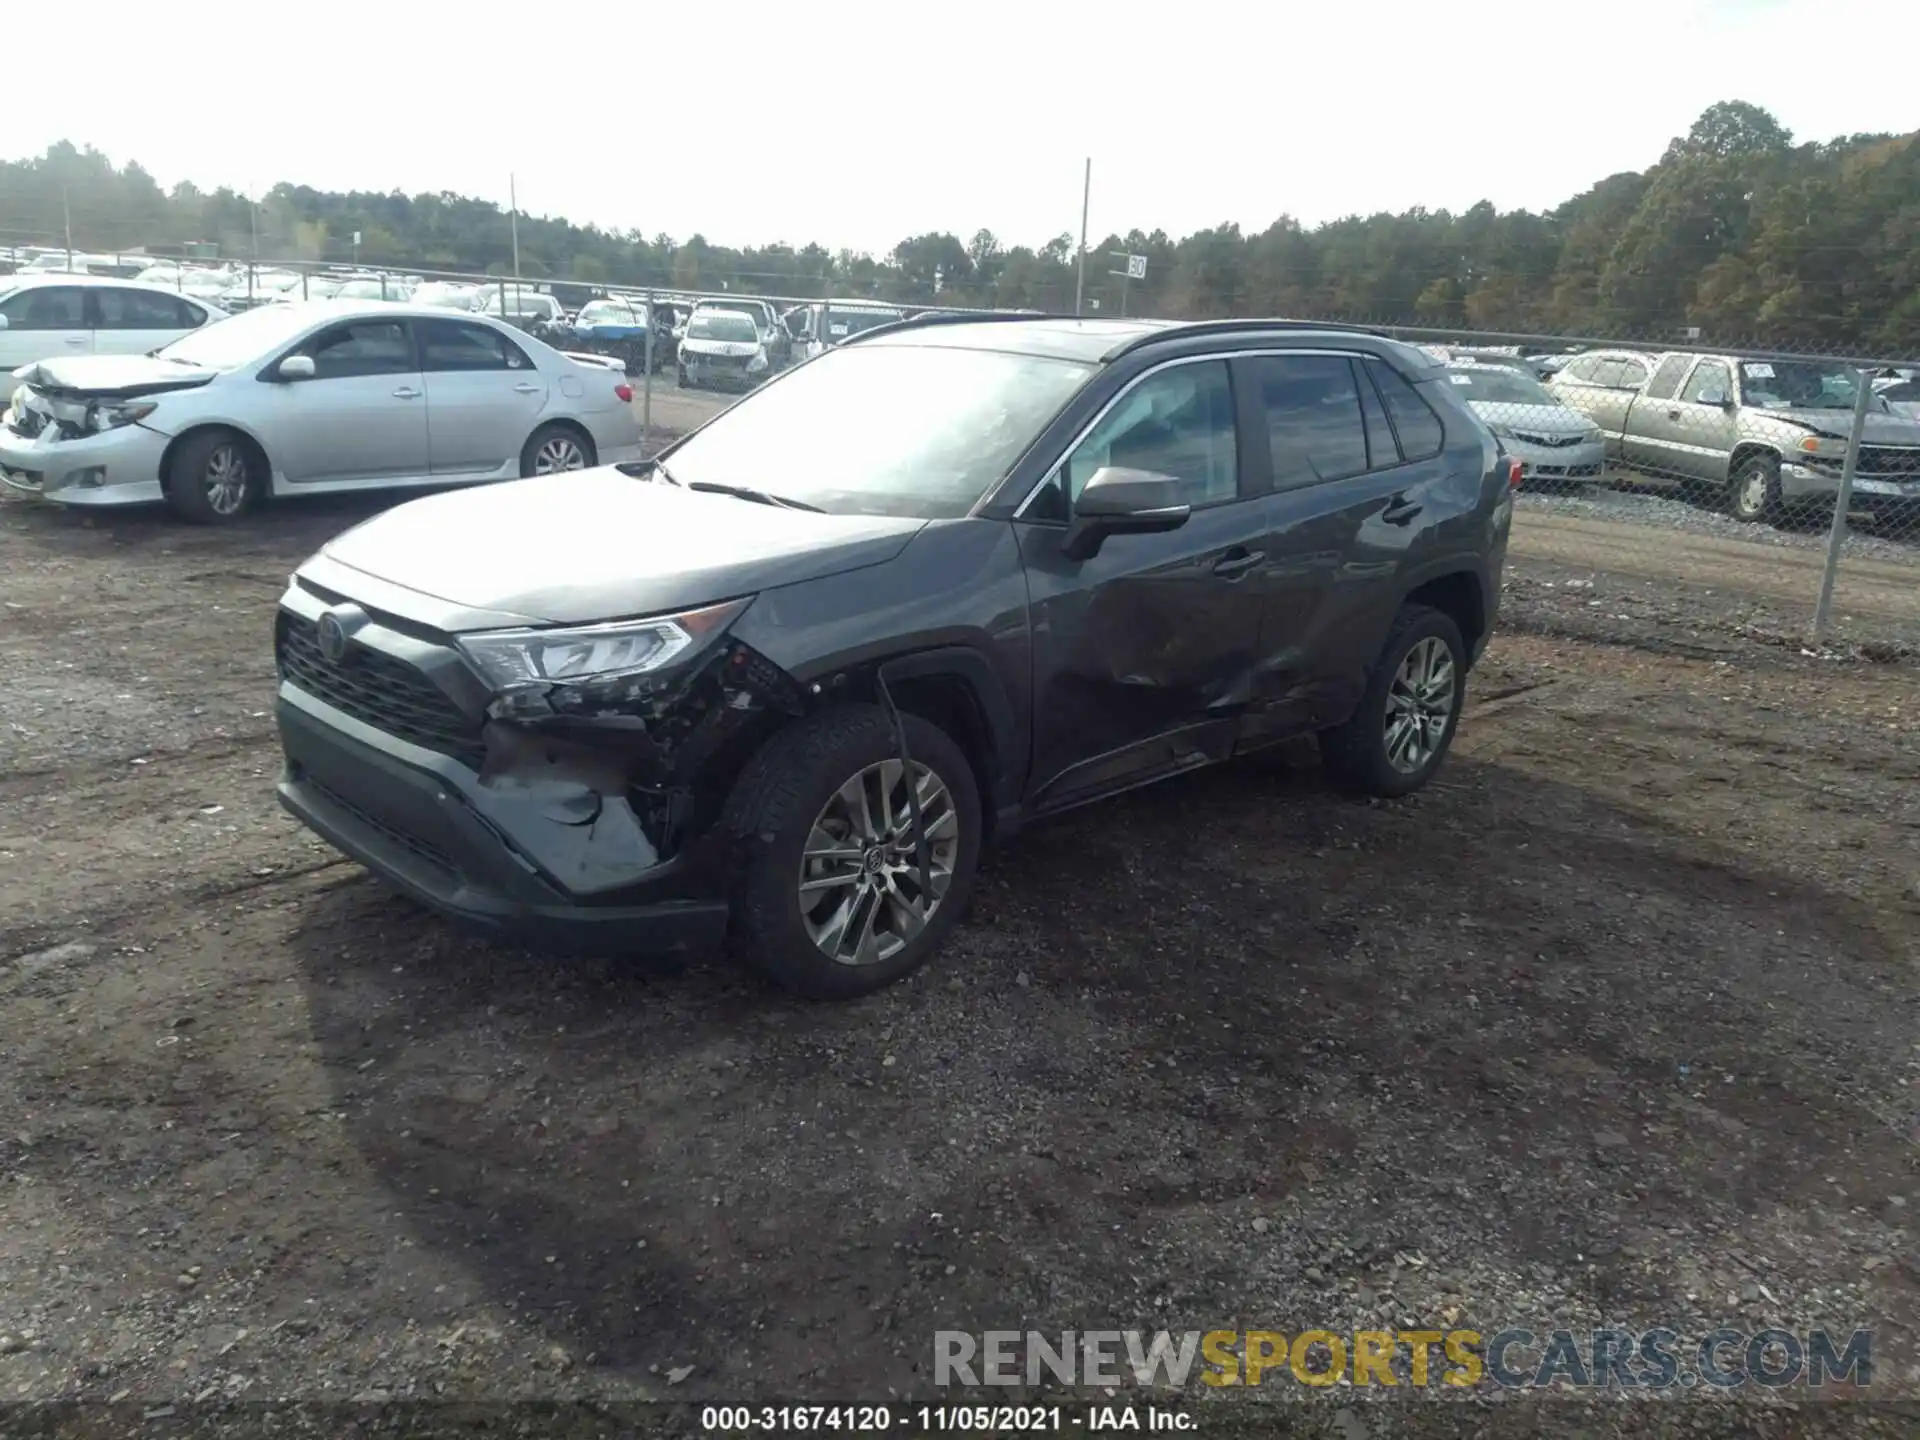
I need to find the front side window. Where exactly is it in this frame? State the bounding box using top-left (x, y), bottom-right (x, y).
top-left (1681, 359), bottom-right (1732, 404)
top-left (305, 320), bottom-right (413, 379)
top-left (1063, 360), bottom-right (1239, 508)
top-left (1250, 354), bottom-right (1369, 489)
top-left (662, 343), bottom-right (1092, 519)
top-left (0, 285), bottom-right (85, 330)
top-left (1558, 356), bottom-right (1604, 384)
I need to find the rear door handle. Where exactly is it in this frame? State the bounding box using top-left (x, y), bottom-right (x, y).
top-left (513, 382), bottom-right (541, 394)
top-left (1211, 547), bottom-right (1265, 579)
top-left (1381, 495), bottom-right (1423, 524)
top-left (64, 336), bottom-right (87, 346)
top-left (1666, 408), bottom-right (1681, 420)
top-left (392, 386), bottom-right (421, 399)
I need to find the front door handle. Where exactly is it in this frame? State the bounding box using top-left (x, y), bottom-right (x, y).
top-left (1667, 408), bottom-right (1682, 420)
top-left (512, 382), bottom-right (540, 394)
top-left (1211, 547), bottom-right (1265, 579)
top-left (392, 386), bottom-right (421, 399)
top-left (64, 336), bottom-right (87, 346)
top-left (1381, 494), bottom-right (1423, 524)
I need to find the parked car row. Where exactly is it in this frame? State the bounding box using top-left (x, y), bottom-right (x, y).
top-left (1542, 349), bottom-right (1920, 524)
top-left (1, 298), bottom-right (643, 521)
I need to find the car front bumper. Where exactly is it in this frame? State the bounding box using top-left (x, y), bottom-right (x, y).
top-left (0, 420), bottom-right (170, 507)
top-left (1781, 463), bottom-right (1920, 509)
top-left (1508, 435), bottom-right (1605, 483)
top-left (679, 357), bottom-right (766, 389)
top-left (271, 578), bottom-right (732, 958)
top-left (277, 686), bottom-right (729, 955)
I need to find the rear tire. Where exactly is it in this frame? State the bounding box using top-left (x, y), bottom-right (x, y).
top-left (1318, 605), bottom-right (1467, 799)
top-left (519, 423), bottom-right (594, 478)
top-left (163, 428), bottom-right (259, 525)
top-left (724, 705), bottom-right (982, 1000)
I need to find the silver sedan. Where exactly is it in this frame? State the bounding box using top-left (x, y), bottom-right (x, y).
top-left (0, 300), bottom-right (645, 523)
top-left (1446, 362), bottom-right (1606, 486)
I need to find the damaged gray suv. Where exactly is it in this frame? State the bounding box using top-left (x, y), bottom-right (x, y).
top-left (275, 314), bottom-right (1515, 998)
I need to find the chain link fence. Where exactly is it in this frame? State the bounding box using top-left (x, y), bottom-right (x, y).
top-left (4, 231), bottom-right (1917, 655)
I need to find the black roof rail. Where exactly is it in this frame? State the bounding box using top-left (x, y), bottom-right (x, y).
top-left (1101, 317), bottom-right (1388, 361)
top-left (839, 308), bottom-right (1078, 345)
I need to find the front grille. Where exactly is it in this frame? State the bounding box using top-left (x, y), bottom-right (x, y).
top-left (277, 612), bottom-right (484, 767)
top-left (1515, 431), bottom-right (1588, 448)
top-left (1857, 446), bottom-right (1920, 478)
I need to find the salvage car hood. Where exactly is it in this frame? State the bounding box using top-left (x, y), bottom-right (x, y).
top-left (10, 354), bottom-right (218, 399)
top-left (1752, 407), bottom-right (1920, 444)
top-left (318, 467), bottom-right (926, 626)
top-left (681, 338), bottom-right (762, 358)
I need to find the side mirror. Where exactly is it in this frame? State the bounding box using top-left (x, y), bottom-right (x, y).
top-left (276, 353), bottom-right (316, 382)
top-left (1697, 387), bottom-right (1729, 408)
top-left (1061, 466), bottom-right (1192, 561)
top-left (0, 314), bottom-right (9, 331)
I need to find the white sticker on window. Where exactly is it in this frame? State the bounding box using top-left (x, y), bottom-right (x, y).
top-left (1744, 363), bottom-right (1774, 378)
top-left (1451, 374), bottom-right (1473, 384)
top-left (829, 322), bottom-right (849, 337)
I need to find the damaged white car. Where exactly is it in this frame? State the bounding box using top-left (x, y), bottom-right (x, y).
top-left (1, 300), bottom-right (645, 524)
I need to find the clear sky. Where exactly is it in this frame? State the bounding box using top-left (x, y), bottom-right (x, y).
top-left (6, 0), bottom-right (1915, 255)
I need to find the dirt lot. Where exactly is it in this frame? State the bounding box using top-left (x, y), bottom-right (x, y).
top-left (1, 461), bottom-right (1917, 1435)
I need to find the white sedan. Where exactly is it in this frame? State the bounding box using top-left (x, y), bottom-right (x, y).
top-left (1, 300), bottom-right (645, 523)
top-left (0, 274), bottom-right (226, 402)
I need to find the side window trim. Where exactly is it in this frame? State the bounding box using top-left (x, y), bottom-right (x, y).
top-left (1355, 356), bottom-right (1407, 471)
top-left (1014, 347), bottom-right (1411, 522)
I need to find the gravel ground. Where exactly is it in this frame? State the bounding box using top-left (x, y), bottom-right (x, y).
top-left (1, 474), bottom-right (1917, 1439)
top-left (1518, 479), bottom-right (1920, 562)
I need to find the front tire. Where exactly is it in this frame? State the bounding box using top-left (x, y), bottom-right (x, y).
top-left (519, 423), bottom-right (595, 478)
top-left (1729, 452), bottom-right (1783, 525)
top-left (724, 705), bottom-right (982, 1000)
top-left (1318, 604), bottom-right (1467, 799)
top-left (163, 429), bottom-right (259, 524)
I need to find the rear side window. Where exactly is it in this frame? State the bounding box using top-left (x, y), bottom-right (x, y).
top-left (1356, 360), bottom-right (1400, 468)
top-left (1643, 354), bottom-right (1692, 401)
top-left (1366, 359), bottom-right (1445, 460)
top-left (1558, 356), bottom-right (1604, 384)
top-left (92, 287), bottom-right (202, 330)
top-left (1249, 354), bottom-right (1369, 489)
top-left (417, 318), bottom-right (532, 371)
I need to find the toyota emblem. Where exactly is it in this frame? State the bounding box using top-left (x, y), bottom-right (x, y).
top-left (316, 608), bottom-right (357, 662)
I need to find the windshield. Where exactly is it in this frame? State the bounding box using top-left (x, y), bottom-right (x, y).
top-left (1448, 368), bottom-right (1555, 405)
top-left (1740, 360), bottom-right (1872, 411)
top-left (688, 312), bottom-right (759, 342)
top-left (154, 306), bottom-right (316, 369)
top-left (704, 303), bottom-right (767, 330)
top-left (580, 302), bottom-right (641, 324)
top-left (826, 308), bottom-right (903, 338)
top-left (661, 344), bottom-right (1093, 519)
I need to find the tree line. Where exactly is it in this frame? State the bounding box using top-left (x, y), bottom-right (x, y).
top-left (2, 101), bottom-right (1915, 353)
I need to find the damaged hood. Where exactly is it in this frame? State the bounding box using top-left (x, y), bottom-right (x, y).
top-left (318, 467), bottom-right (926, 626)
top-left (12, 354), bottom-right (217, 399)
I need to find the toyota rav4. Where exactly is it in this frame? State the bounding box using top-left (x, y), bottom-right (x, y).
top-left (274, 315), bottom-right (1514, 998)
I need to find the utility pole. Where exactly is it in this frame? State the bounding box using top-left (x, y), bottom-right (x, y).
top-left (62, 187), bottom-right (73, 270)
top-left (1073, 158), bottom-right (1090, 316)
top-left (510, 173), bottom-right (522, 277)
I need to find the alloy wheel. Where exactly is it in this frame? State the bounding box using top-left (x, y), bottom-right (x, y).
top-left (534, 435), bottom-right (587, 474)
top-left (1384, 635), bottom-right (1457, 775)
top-left (797, 759), bottom-right (959, 967)
top-left (203, 444), bottom-right (249, 517)
top-left (1737, 467), bottom-right (1769, 519)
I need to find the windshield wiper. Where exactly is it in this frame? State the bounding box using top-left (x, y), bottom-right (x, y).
top-left (686, 481), bottom-right (824, 513)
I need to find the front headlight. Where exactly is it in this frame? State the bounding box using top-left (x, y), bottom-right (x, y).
top-left (456, 597), bottom-right (751, 711)
top-left (747, 349), bottom-right (769, 372)
top-left (88, 400), bottom-right (158, 433)
top-left (1797, 435), bottom-right (1848, 458)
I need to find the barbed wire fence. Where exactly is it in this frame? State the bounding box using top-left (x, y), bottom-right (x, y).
top-left (4, 229), bottom-right (1917, 660)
